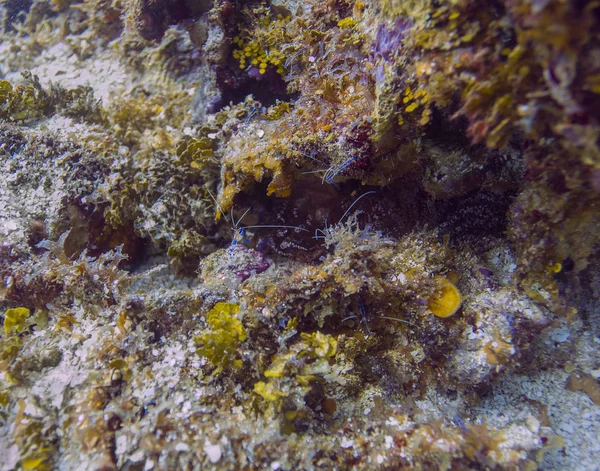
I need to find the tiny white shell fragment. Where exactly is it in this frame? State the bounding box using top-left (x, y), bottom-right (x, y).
top-left (204, 443), bottom-right (222, 463)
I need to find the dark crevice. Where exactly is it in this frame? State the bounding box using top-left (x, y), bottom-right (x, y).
top-left (2, 0), bottom-right (33, 33)
top-left (434, 189), bottom-right (517, 241)
top-left (216, 66), bottom-right (294, 111)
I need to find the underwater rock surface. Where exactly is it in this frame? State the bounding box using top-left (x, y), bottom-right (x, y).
top-left (1, 0), bottom-right (599, 470)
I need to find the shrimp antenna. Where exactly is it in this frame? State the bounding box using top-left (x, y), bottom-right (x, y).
top-left (242, 225), bottom-right (309, 232)
top-left (206, 189), bottom-right (229, 223)
top-left (233, 207), bottom-right (252, 230)
top-left (338, 191), bottom-right (376, 225)
top-left (376, 316), bottom-right (417, 328)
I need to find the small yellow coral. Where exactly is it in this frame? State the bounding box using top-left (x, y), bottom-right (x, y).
top-left (22, 457), bottom-right (46, 470)
top-left (254, 381), bottom-right (288, 401)
top-left (405, 102), bottom-right (419, 113)
top-left (337, 17), bottom-right (357, 28)
top-left (231, 11), bottom-right (291, 76)
top-left (254, 331), bottom-right (337, 405)
top-left (264, 357), bottom-right (288, 378)
top-left (428, 279), bottom-right (462, 318)
top-left (548, 262), bottom-right (562, 273)
top-left (299, 332), bottom-right (337, 358)
top-left (195, 303), bottom-right (247, 373)
top-left (3, 307), bottom-right (30, 335)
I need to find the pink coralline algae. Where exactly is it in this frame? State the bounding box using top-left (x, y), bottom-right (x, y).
top-left (230, 245), bottom-right (271, 281)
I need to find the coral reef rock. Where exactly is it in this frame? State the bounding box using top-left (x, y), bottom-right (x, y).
top-left (1, 0), bottom-right (599, 470)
